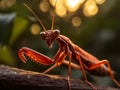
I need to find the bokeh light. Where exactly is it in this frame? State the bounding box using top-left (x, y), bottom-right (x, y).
top-left (30, 23), bottom-right (41, 35)
top-left (0, 0), bottom-right (16, 9)
top-left (65, 0), bottom-right (85, 12)
top-left (49, 0), bottom-right (67, 17)
top-left (38, 0), bottom-right (106, 26)
top-left (72, 16), bottom-right (81, 27)
top-left (39, 1), bottom-right (50, 12)
top-left (83, 0), bottom-right (98, 17)
top-left (48, 0), bottom-right (106, 18)
top-left (95, 0), bottom-right (105, 4)
top-left (55, 4), bottom-right (67, 17)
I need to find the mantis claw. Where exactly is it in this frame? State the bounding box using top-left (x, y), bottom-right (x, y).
top-left (18, 48), bottom-right (27, 63)
top-left (18, 47), bottom-right (54, 65)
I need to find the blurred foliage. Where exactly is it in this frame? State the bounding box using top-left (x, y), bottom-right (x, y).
top-left (0, 0), bottom-right (120, 87)
top-left (9, 16), bottom-right (29, 45)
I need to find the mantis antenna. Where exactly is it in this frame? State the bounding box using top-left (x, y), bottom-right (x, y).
top-left (51, 0), bottom-right (57, 31)
top-left (23, 3), bottom-right (47, 31)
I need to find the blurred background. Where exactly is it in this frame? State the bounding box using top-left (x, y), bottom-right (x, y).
top-left (0, 0), bottom-right (120, 88)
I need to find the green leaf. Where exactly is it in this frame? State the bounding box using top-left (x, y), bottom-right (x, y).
top-left (0, 13), bottom-right (16, 45)
top-left (9, 16), bottom-right (29, 45)
top-left (0, 45), bottom-right (15, 65)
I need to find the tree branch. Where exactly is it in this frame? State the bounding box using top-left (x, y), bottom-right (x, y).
top-left (0, 65), bottom-right (118, 90)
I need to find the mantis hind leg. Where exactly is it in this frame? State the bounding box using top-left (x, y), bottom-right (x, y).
top-left (88, 59), bottom-right (120, 87)
top-left (67, 50), bottom-right (72, 90)
top-left (76, 55), bottom-right (97, 90)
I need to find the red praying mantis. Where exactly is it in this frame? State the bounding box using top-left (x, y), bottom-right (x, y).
top-left (18, 3), bottom-right (120, 90)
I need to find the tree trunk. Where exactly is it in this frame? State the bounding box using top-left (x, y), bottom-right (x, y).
top-left (0, 65), bottom-right (118, 90)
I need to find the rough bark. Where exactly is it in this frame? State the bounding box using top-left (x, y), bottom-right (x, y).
top-left (0, 65), bottom-right (118, 90)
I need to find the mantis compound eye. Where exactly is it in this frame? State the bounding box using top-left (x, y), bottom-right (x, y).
top-left (53, 29), bottom-right (60, 37)
top-left (40, 31), bottom-right (46, 39)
